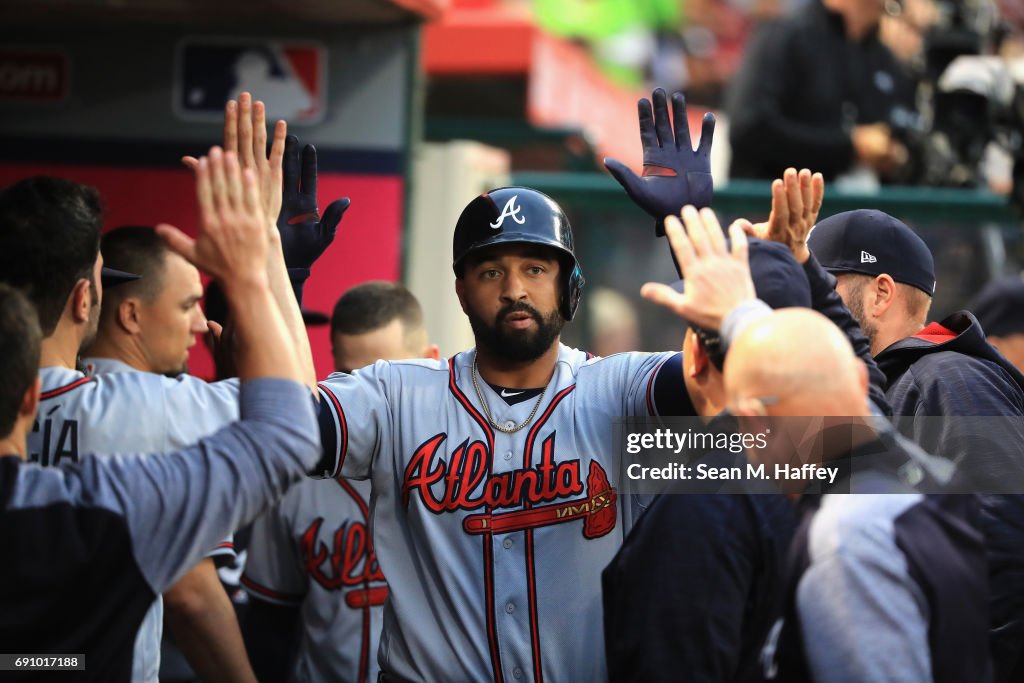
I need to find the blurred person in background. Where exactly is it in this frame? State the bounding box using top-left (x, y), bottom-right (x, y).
top-left (969, 276), bottom-right (1024, 372)
top-left (586, 287), bottom-right (641, 356)
top-left (727, 0), bottom-right (916, 182)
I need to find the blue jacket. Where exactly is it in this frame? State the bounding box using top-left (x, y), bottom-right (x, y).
top-left (877, 311), bottom-right (1024, 682)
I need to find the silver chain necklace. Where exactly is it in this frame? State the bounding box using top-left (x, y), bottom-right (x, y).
top-left (471, 357), bottom-right (548, 434)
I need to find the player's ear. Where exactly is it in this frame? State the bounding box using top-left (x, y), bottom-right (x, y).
top-left (69, 278), bottom-right (92, 324)
top-left (871, 274), bottom-right (896, 317)
top-left (20, 376), bottom-right (41, 422)
top-left (688, 329), bottom-right (709, 378)
top-left (117, 297), bottom-right (143, 335)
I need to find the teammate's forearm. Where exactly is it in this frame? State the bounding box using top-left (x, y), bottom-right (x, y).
top-left (165, 560), bottom-right (258, 683)
top-left (266, 235), bottom-right (318, 391)
top-left (224, 273), bottom-right (303, 384)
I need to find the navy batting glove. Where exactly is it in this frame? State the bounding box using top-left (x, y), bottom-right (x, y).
top-left (604, 88), bottom-right (715, 236)
top-left (278, 134), bottom-right (350, 274)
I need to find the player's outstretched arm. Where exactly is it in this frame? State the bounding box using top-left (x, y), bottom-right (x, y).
top-left (604, 88), bottom-right (715, 238)
top-left (184, 93), bottom-right (318, 391)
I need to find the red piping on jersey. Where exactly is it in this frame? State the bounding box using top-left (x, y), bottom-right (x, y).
top-left (912, 322), bottom-right (957, 345)
top-left (646, 358), bottom-right (669, 417)
top-left (449, 357), bottom-right (503, 683)
top-left (214, 541), bottom-right (235, 551)
top-left (40, 376), bottom-right (94, 400)
top-left (319, 384), bottom-right (349, 474)
top-left (522, 383), bottom-right (577, 683)
top-left (584, 351), bottom-right (594, 360)
top-left (337, 477), bottom-right (373, 683)
top-left (240, 575), bottom-right (304, 604)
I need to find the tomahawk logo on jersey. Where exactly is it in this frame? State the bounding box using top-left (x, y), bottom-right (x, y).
top-left (315, 347), bottom-right (686, 682)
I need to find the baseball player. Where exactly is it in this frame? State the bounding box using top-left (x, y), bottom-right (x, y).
top-left (0, 145), bottom-right (321, 683)
top-left (311, 185), bottom-right (730, 682)
top-left (82, 225), bottom-right (252, 683)
top-left (242, 282), bottom-right (439, 683)
top-left (0, 96), bottom-right (326, 682)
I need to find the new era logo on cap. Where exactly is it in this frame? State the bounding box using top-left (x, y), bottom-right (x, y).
top-left (860, 251), bottom-right (877, 264)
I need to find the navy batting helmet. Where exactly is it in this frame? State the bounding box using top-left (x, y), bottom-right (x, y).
top-left (452, 187), bottom-right (585, 320)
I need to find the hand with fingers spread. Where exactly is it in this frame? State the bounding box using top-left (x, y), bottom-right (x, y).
top-left (732, 167), bottom-right (824, 264)
top-left (277, 134), bottom-right (350, 271)
top-left (158, 148), bottom-right (269, 293)
top-left (604, 88), bottom-right (716, 235)
top-left (641, 206), bottom-right (756, 331)
top-left (183, 93), bottom-right (287, 236)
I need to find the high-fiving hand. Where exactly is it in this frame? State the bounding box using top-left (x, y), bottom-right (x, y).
top-left (605, 88), bottom-right (716, 236)
top-left (641, 206), bottom-right (756, 332)
top-left (732, 167), bottom-right (823, 264)
top-left (158, 148), bottom-right (268, 292)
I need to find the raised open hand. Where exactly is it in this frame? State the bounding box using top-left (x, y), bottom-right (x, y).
top-left (183, 93), bottom-right (286, 236)
top-left (605, 88), bottom-right (715, 236)
top-left (641, 206), bottom-right (755, 332)
top-left (158, 148), bottom-right (268, 292)
top-left (733, 168), bottom-right (823, 264)
top-left (277, 134), bottom-right (350, 271)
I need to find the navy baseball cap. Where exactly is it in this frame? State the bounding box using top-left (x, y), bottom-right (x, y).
top-left (807, 209), bottom-right (936, 296)
top-left (670, 238), bottom-right (813, 310)
top-left (969, 277), bottom-right (1024, 337)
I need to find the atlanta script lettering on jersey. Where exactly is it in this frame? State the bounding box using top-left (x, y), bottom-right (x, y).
top-left (401, 431), bottom-right (616, 539)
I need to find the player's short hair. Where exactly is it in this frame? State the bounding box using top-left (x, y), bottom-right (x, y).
top-left (0, 177), bottom-right (103, 335)
top-left (0, 283), bottom-right (42, 438)
top-left (99, 227), bottom-right (169, 318)
top-left (331, 281), bottom-right (425, 350)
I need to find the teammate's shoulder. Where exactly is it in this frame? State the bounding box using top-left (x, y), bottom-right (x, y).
top-left (319, 356), bottom-right (451, 390)
top-left (568, 347), bottom-right (677, 373)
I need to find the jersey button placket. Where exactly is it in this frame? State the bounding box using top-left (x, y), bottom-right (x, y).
top-left (503, 420), bottom-right (516, 431)
top-left (505, 601), bottom-right (515, 614)
top-left (513, 667), bottom-right (524, 679)
top-left (502, 537), bottom-right (513, 549)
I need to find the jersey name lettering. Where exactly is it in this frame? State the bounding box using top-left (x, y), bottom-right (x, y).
top-left (30, 413), bottom-right (79, 466)
top-left (402, 432), bottom-right (584, 514)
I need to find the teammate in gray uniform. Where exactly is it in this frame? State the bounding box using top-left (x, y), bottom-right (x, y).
top-left (0, 145), bottom-right (319, 683)
top-left (83, 226), bottom-right (254, 683)
top-left (242, 282), bottom-right (439, 683)
top-left (0, 97), bottom-right (320, 682)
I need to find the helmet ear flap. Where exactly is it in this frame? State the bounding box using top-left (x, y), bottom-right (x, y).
top-left (562, 262), bottom-right (585, 321)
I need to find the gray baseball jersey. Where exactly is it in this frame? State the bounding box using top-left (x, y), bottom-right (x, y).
top-left (32, 361), bottom-right (241, 683)
top-left (244, 476), bottom-right (386, 683)
top-left (316, 344), bottom-right (683, 682)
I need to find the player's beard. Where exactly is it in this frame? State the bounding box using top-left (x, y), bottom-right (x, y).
top-left (844, 279), bottom-right (879, 350)
top-left (469, 301), bottom-right (564, 363)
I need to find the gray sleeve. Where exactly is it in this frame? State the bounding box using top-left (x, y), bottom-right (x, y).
top-left (719, 299), bottom-right (772, 350)
top-left (797, 497), bottom-right (932, 683)
top-left (78, 378), bottom-right (319, 594)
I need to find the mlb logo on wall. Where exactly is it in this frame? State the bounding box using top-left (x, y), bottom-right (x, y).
top-left (174, 38), bottom-right (326, 124)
